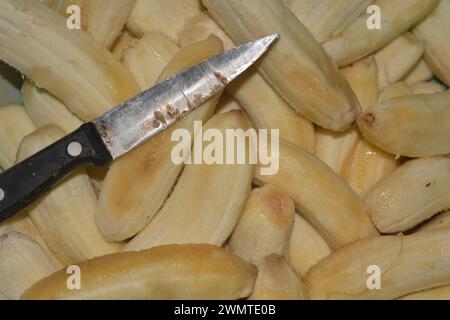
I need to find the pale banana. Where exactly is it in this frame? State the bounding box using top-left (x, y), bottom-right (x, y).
top-left (413, 0), bottom-right (450, 86)
top-left (248, 254), bottom-right (305, 300)
top-left (410, 81), bottom-right (447, 95)
top-left (357, 90), bottom-right (450, 157)
top-left (22, 80), bottom-right (83, 133)
top-left (377, 82), bottom-right (413, 101)
top-left (284, 0), bottom-right (373, 43)
top-left (341, 64), bottom-right (400, 197)
top-left (125, 110), bottom-right (254, 251)
top-left (228, 185), bottom-right (295, 266)
top-left (0, 0), bottom-right (139, 121)
top-left (123, 32), bottom-right (180, 90)
top-left (0, 104), bottom-right (36, 169)
top-left (255, 139), bottom-right (378, 249)
top-left (315, 56), bottom-right (378, 176)
top-left (365, 156), bottom-right (450, 233)
top-left (0, 211), bottom-right (64, 268)
top-left (323, 0), bottom-right (439, 66)
top-left (96, 36), bottom-right (222, 241)
top-left (23, 244), bottom-right (257, 300)
top-left (180, 12), bottom-right (315, 152)
top-left (216, 93), bottom-right (241, 114)
top-left (400, 285), bottom-right (450, 300)
top-left (53, 0), bottom-right (136, 49)
top-left (17, 125), bottom-right (122, 265)
top-left (203, 0), bottom-right (360, 131)
top-left (375, 32), bottom-right (424, 89)
top-left (420, 211), bottom-right (450, 232)
top-left (0, 231), bottom-right (57, 300)
top-left (403, 59), bottom-right (433, 85)
top-left (126, 0), bottom-right (203, 42)
top-left (305, 229), bottom-right (450, 299)
top-left (288, 214), bottom-right (332, 275)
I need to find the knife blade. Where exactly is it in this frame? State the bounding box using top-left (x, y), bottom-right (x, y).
top-left (0, 34), bottom-right (278, 223)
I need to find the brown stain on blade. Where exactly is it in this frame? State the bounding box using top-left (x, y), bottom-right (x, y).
top-left (213, 71), bottom-right (228, 85)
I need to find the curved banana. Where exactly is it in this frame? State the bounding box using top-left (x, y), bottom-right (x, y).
top-left (203, 0), bottom-right (359, 131)
top-left (365, 156), bottom-right (450, 233)
top-left (357, 90), bottom-right (450, 157)
top-left (125, 110), bottom-right (254, 251)
top-left (305, 229), bottom-right (450, 299)
top-left (22, 244), bottom-right (257, 300)
top-left (403, 59), bottom-right (433, 84)
top-left (228, 184), bottom-right (295, 266)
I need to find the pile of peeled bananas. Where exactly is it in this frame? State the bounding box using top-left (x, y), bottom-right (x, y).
top-left (0, 0), bottom-right (449, 300)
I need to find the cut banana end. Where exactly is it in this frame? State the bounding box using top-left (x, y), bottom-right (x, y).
top-left (228, 184), bottom-right (295, 266)
top-left (413, 0), bottom-right (450, 86)
top-left (323, 0), bottom-right (439, 66)
top-left (288, 214), bottom-right (332, 276)
top-left (22, 80), bottom-right (83, 133)
top-left (125, 110), bottom-right (254, 251)
top-left (23, 244), bottom-right (257, 300)
top-left (203, 0), bottom-right (359, 131)
top-left (0, 231), bottom-right (57, 300)
top-left (374, 32), bottom-right (424, 89)
top-left (112, 30), bottom-right (136, 61)
top-left (180, 12), bottom-right (315, 152)
top-left (284, 0), bottom-right (373, 44)
top-left (357, 90), bottom-right (450, 157)
top-left (403, 59), bottom-right (433, 85)
top-left (305, 229), bottom-right (450, 299)
top-left (96, 36), bottom-right (222, 242)
top-left (0, 104), bottom-right (36, 169)
top-left (126, 0), bottom-right (203, 42)
top-left (0, 0), bottom-right (140, 121)
top-left (53, 0), bottom-right (137, 49)
top-left (123, 32), bottom-right (180, 90)
top-left (216, 93), bottom-right (241, 114)
top-left (17, 125), bottom-right (122, 265)
top-left (248, 254), bottom-right (305, 300)
top-left (365, 156), bottom-right (450, 234)
top-left (255, 139), bottom-right (378, 249)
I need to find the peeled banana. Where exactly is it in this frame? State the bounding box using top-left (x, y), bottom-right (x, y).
top-left (284, 0), bottom-right (373, 44)
top-left (22, 80), bottom-right (83, 133)
top-left (378, 82), bottom-right (413, 101)
top-left (112, 30), bottom-right (136, 61)
top-left (123, 32), bottom-right (180, 90)
top-left (248, 254), bottom-right (305, 300)
top-left (420, 211), bottom-right (450, 232)
top-left (400, 285), bottom-right (450, 300)
top-left (96, 36), bottom-right (222, 241)
top-left (323, 0), bottom-right (439, 66)
top-left (17, 125), bottom-right (121, 264)
top-left (374, 32), bottom-right (424, 89)
top-left (403, 59), bottom-right (433, 85)
top-left (53, 0), bottom-right (137, 49)
top-left (125, 110), bottom-right (254, 251)
top-left (413, 0), bottom-right (450, 86)
top-left (203, 0), bottom-right (359, 131)
top-left (127, 0), bottom-right (203, 42)
top-left (305, 229), bottom-right (450, 299)
top-left (365, 156), bottom-right (450, 233)
top-left (288, 214), bottom-right (332, 275)
top-left (0, 0), bottom-right (139, 121)
top-left (255, 139), bottom-right (378, 249)
top-left (410, 81), bottom-right (447, 95)
top-left (228, 185), bottom-right (295, 266)
top-left (0, 104), bottom-right (36, 169)
top-left (0, 231), bottom-right (57, 300)
top-left (22, 244), bottom-right (257, 300)
top-left (357, 90), bottom-right (450, 157)
top-left (180, 12), bottom-right (315, 152)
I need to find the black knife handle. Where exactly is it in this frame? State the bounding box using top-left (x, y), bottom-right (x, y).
top-left (0, 122), bottom-right (112, 223)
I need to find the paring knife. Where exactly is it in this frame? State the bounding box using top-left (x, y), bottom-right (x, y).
top-left (0, 34), bottom-right (278, 223)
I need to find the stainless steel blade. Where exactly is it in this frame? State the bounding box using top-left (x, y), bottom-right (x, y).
top-left (92, 34), bottom-right (279, 159)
